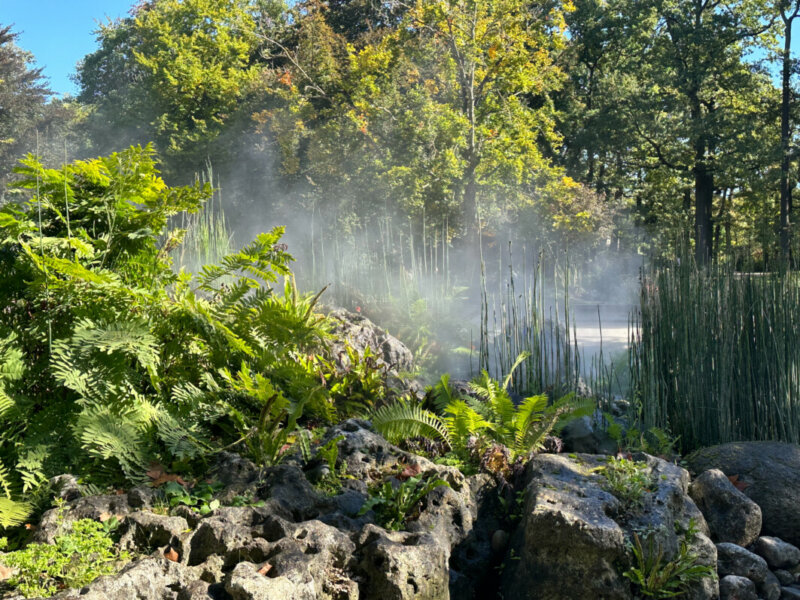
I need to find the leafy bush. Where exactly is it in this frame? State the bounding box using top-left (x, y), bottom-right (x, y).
top-left (0, 146), bottom-right (334, 525)
top-left (358, 474), bottom-right (450, 531)
top-left (0, 515), bottom-right (129, 597)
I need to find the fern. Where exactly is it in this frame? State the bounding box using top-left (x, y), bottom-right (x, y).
top-left (372, 401), bottom-right (451, 447)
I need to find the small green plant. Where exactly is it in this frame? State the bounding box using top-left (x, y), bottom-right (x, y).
top-left (313, 435), bottom-right (348, 496)
top-left (358, 474), bottom-right (450, 531)
top-left (605, 415), bottom-right (681, 458)
top-left (623, 520), bottom-right (716, 598)
top-left (498, 490), bottom-right (526, 522)
top-left (162, 481), bottom-right (222, 515)
top-left (598, 457), bottom-right (654, 510)
top-left (0, 518), bottom-right (130, 597)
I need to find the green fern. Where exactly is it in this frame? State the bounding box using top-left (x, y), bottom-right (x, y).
top-left (372, 401), bottom-right (451, 447)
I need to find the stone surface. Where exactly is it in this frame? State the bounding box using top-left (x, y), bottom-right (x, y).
top-left (719, 575), bottom-right (758, 600)
top-left (761, 570), bottom-right (783, 600)
top-left (119, 511), bottom-right (189, 555)
top-left (782, 586), bottom-right (800, 599)
top-left (689, 469), bottom-right (762, 547)
top-left (686, 442), bottom-right (800, 547)
top-left (755, 537), bottom-right (800, 570)
top-left (776, 570), bottom-right (797, 585)
top-left (717, 542), bottom-right (769, 583)
top-left (328, 308), bottom-right (414, 373)
top-left (501, 453), bottom-right (716, 600)
top-left (34, 494), bottom-right (132, 544)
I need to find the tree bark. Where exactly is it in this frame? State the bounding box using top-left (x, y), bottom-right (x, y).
top-left (779, 2), bottom-right (798, 265)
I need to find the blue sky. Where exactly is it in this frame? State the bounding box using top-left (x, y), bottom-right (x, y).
top-left (2, 0), bottom-right (136, 97)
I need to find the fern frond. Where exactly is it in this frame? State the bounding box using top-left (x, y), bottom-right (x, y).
top-left (0, 497), bottom-right (32, 529)
top-left (443, 399), bottom-right (491, 447)
top-left (74, 406), bottom-right (149, 482)
top-left (372, 401), bottom-right (451, 447)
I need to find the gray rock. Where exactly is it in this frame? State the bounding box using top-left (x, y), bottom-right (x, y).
top-left (119, 511), bottom-right (189, 555)
top-left (50, 474), bottom-right (81, 502)
top-left (560, 415), bottom-right (618, 455)
top-left (34, 494), bottom-right (132, 543)
top-left (719, 575), bottom-right (758, 600)
top-left (501, 453), bottom-right (715, 600)
top-left (782, 586), bottom-right (800, 599)
top-left (357, 525), bottom-right (449, 600)
top-left (776, 570), bottom-right (796, 585)
top-left (761, 570), bottom-right (783, 600)
top-left (717, 542), bottom-right (769, 583)
top-left (689, 469), bottom-right (762, 546)
top-left (187, 513), bottom-right (253, 566)
top-left (50, 557), bottom-right (193, 599)
top-left (328, 309), bottom-right (414, 373)
top-left (177, 580), bottom-right (214, 600)
top-left (755, 537), bottom-right (800, 570)
top-left (225, 561), bottom-right (317, 600)
top-left (687, 442), bottom-right (800, 547)
top-left (126, 486), bottom-right (155, 509)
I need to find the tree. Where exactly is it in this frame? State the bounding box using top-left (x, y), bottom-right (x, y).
top-left (78, 0), bottom-right (275, 178)
top-left (0, 25), bottom-right (50, 197)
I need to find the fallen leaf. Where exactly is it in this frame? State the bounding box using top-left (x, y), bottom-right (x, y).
top-left (728, 474), bottom-right (750, 491)
top-left (164, 546), bottom-right (179, 562)
top-left (0, 564), bottom-right (15, 581)
top-left (147, 462), bottom-right (187, 487)
top-left (257, 562), bottom-right (272, 576)
top-left (398, 462), bottom-right (421, 481)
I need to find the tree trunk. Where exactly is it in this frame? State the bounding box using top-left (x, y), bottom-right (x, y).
top-left (779, 3), bottom-right (797, 266)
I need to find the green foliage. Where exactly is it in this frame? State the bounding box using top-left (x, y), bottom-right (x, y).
top-left (598, 457), bottom-right (654, 510)
top-left (162, 481), bottom-right (222, 515)
top-left (632, 259), bottom-right (800, 450)
top-left (0, 146), bottom-right (336, 528)
top-left (358, 474), bottom-right (449, 531)
top-left (372, 400), bottom-right (451, 447)
top-left (0, 516), bottom-right (130, 598)
top-left (623, 520), bottom-right (716, 598)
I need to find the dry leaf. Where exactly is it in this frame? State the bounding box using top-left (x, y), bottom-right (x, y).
top-left (398, 462), bottom-right (421, 481)
top-left (257, 562), bottom-right (272, 576)
top-left (147, 462), bottom-right (187, 487)
top-left (164, 546), bottom-right (179, 562)
top-left (728, 474), bottom-right (750, 491)
top-left (0, 564), bottom-right (15, 581)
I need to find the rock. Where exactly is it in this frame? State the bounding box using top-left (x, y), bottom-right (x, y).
top-left (177, 580), bottom-right (214, 600)
top-left (491, 529), bottom-right (510, 552)
top-left (719, 575), bottom-right (758, 600)
top-left (686, 442), bottom-right (800, 547)
top-left (782, 586), bottom-right (800, 599)
top-left (501, 453), bottom-right (715, 600)
top-left (357, 525), bottom-right (449, 600)
top-left (689, 469), bottom-right (762, 546)
top-left (49, 557), bottom-right (193, 599)
top-left (225, 561), bottom-right (316, 600)
top-left (776, 570), bottom-right (796, 585)
top-left (126, 486), bottom-right (155, 509)
top-left (187, 512), bottom-right (255, 566)
top-left (213, 451), bottom-right (259, 487)
top-left (34, 494), bottom-right (132, 543)
top-left (560, 415), bottom-right (618, 455)
top-left (119, 511), bottom-right (189, 555)
top-left (754, 537), bottom-right (800, 570)
top-left (50, 474), bottom-right (81, 502)
top-left (717, 543), bottom-right (769, 583)
top-left (327, 309), bottom-right (414, 373)
top-left (761, 570), bottom-right (783, 600)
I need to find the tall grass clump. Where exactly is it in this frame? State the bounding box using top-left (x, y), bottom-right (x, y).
top-left (631, 257), bottom-right (800, 450)
top-left (479, 244), bottom-right (582, 398)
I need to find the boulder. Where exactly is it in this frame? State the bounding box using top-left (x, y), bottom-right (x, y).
top-left (776, 570), bottom-right (797, 585)
top-left (686, 442), bottom-right (800, 547)
top-left (717, 543), bottom-right (769, 583)
top-left (754, 537), bottom-right (800, 570)
top-left (119, 511), bottom-right (189, 555)
top-left (782, 586), bottom-right (800, 599)
top-left (327, 308), bottom-right (414, 373)
top-left (760, 570), bottom-right (782, 600)
top-left (34, 494), bottom-right (132, 543)
top-left (501, 453), bottom-right (716, 600)
top-left (357, 525), bottom-right (449, 600)
top-left (719, 575), bottom-right (758, 600)
top-left (50, 557), bottom-right (193, 599)
top-left (689, 469), bottom-right (762, 546)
